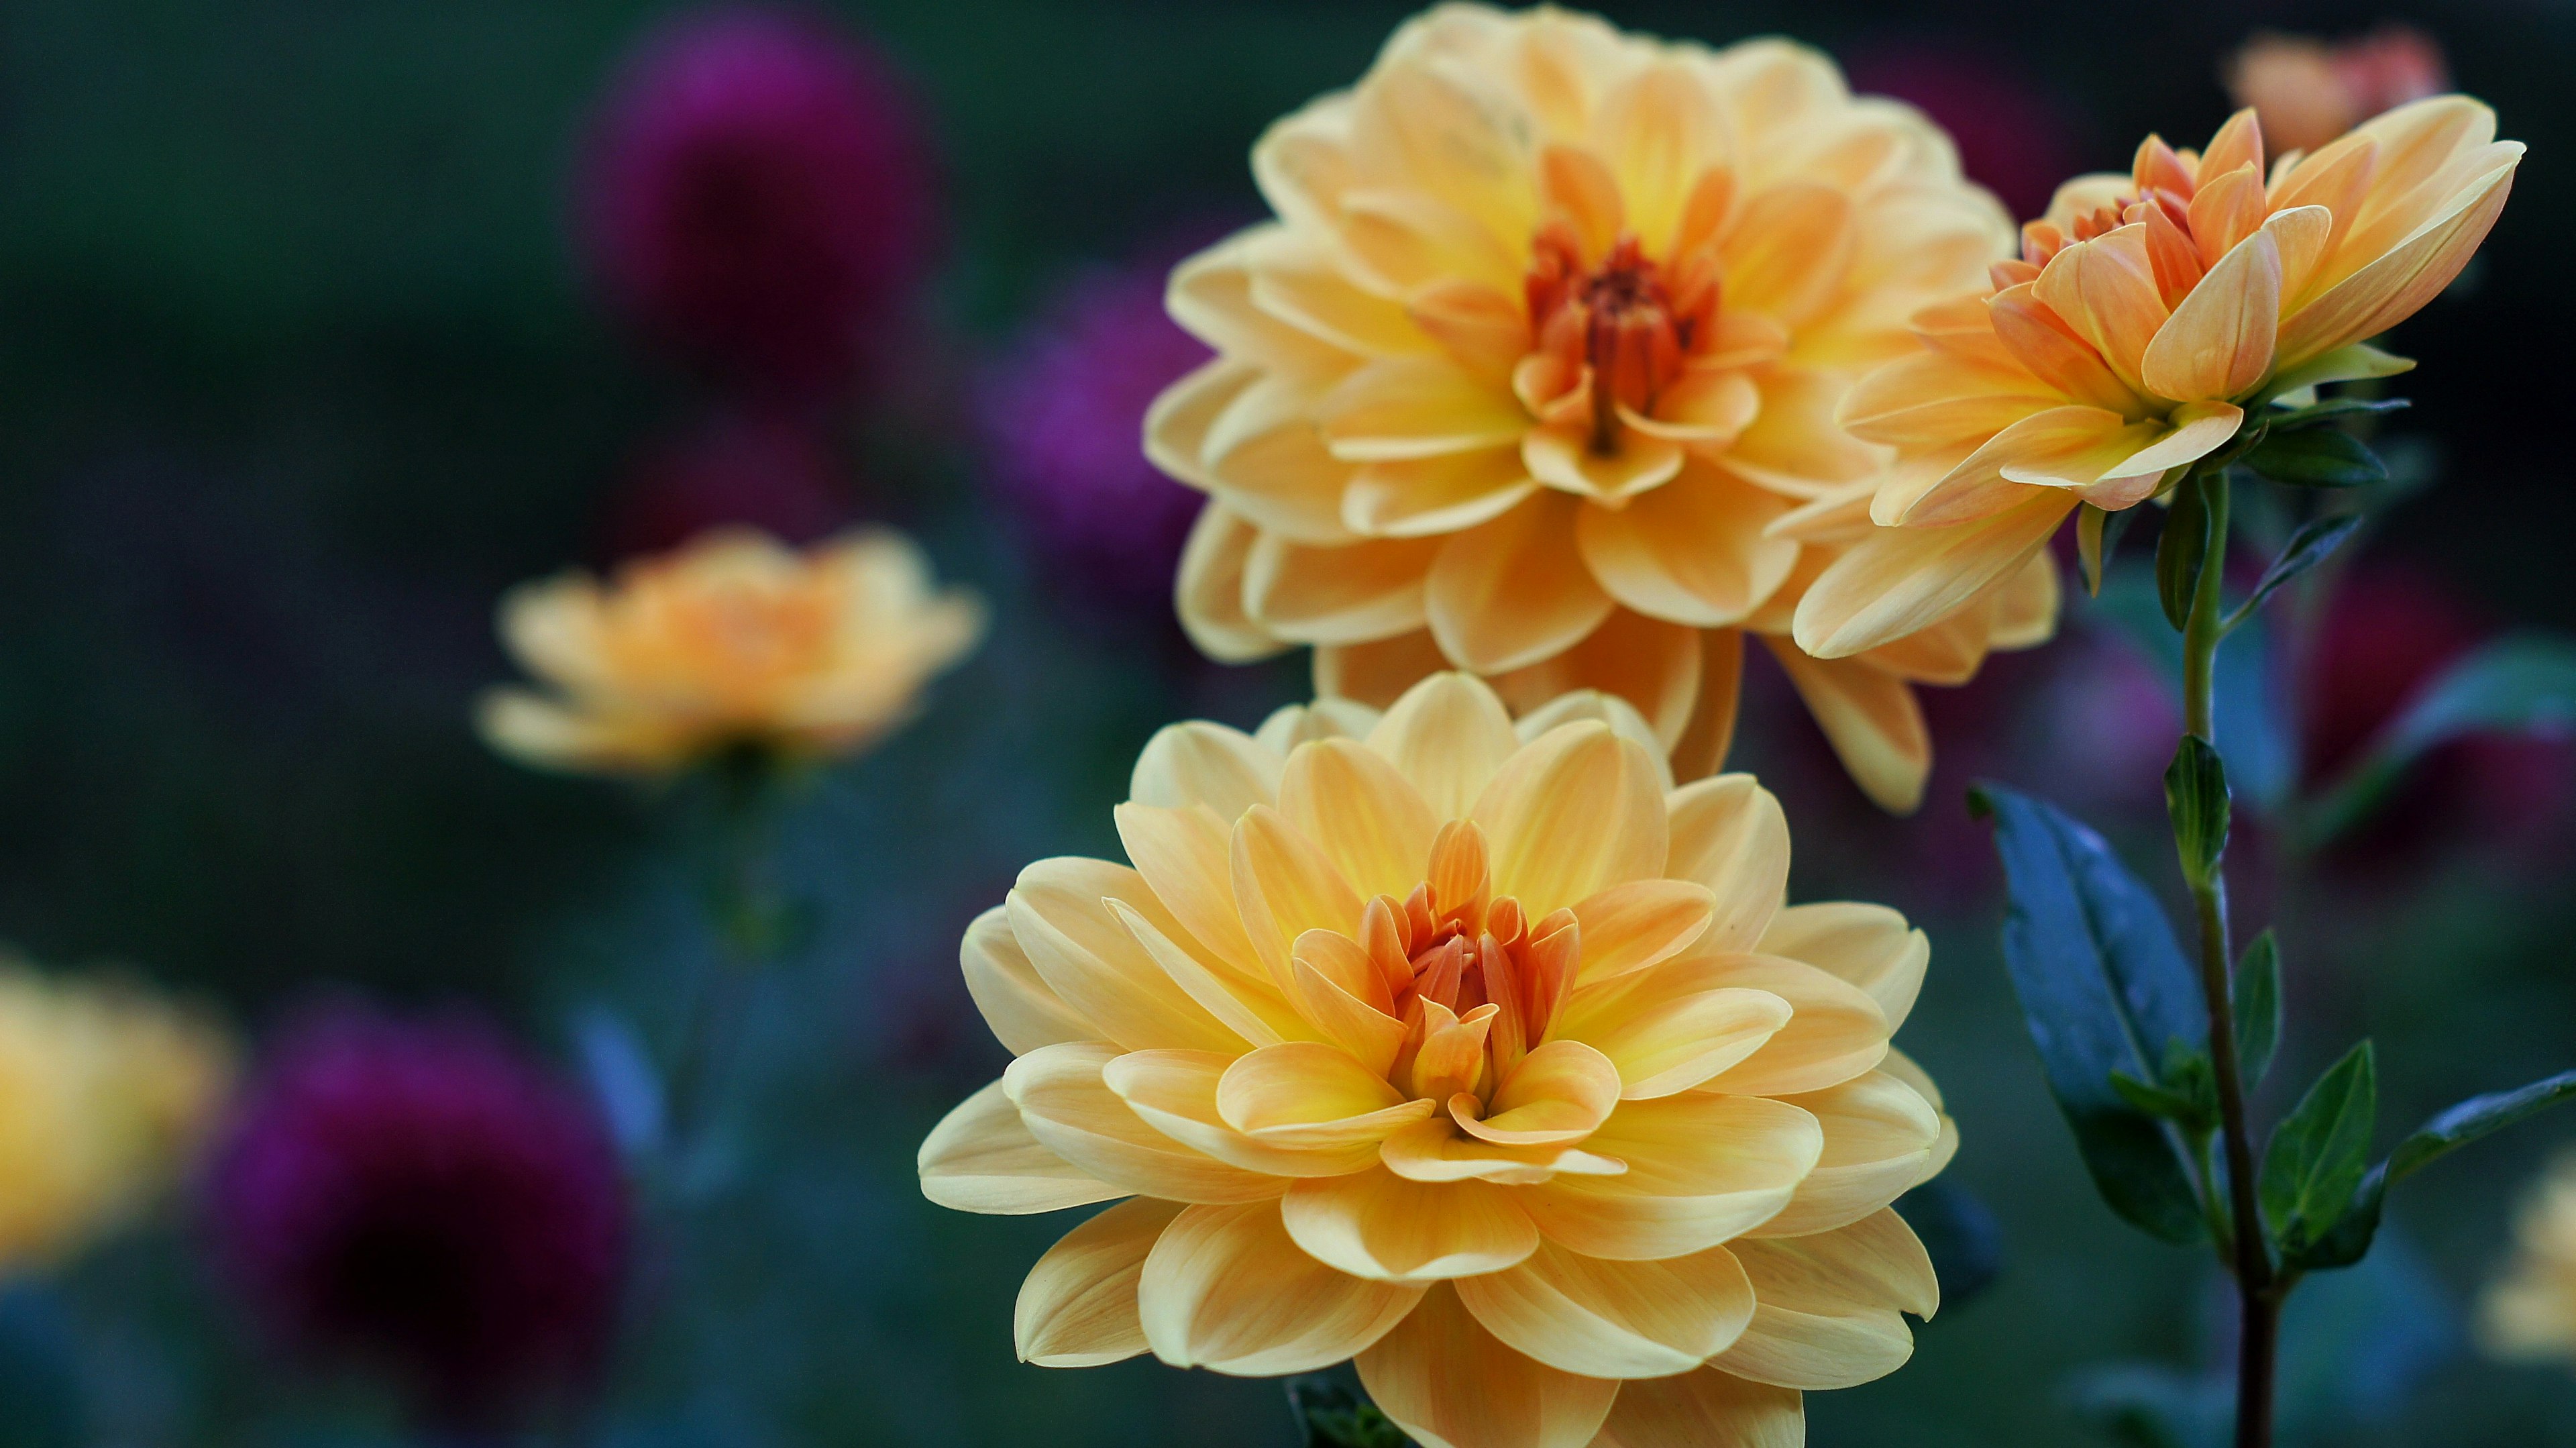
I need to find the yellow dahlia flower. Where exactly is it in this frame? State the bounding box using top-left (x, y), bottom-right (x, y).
top-left (0, 958), bottom-right (233, 1272)
top-left (920, 673), bottom-right (1953, 1447)
top-left (478, 526), bottom-right (983, 774)
top-left (2481, 1153), bottom-right (2576, 1365)
top-left (1801, 98), bottom-right (2521, 660)
top-left (1150, 2), bottom-right (2042, 813)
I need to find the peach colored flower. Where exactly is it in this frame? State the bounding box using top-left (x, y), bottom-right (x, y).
top-left (2226, 27), bottom-right (2448, 158)
top-left (0, 958), bottom-right (232, 1273)
top-left (1150, 3), bottom-right (2039, 813)
top-left (920, 674), bottom-right (1953, 1447)
top-left (2484, 1153), bottom-right (2576, 1367)
top-left (478, 527), bottom-right (982, 774)
top-left (1802, 99), bottom-right (2520, 660)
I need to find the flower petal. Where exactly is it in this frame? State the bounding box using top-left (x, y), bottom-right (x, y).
top-left (1489, 610), bottom-right (1706, 754)
top-left (1568, 878), bottom-right (1719, 982)
top-left (1756, 902), bottom-right (1927, 1031)
top-left (1472, 721), bottom-right (1669, 914)
top-left (1105, 1046), bottom-right (1419, 1177)
top-left (1175, 505), bottom-right (1287, 664)
top-left (1429, 495), bottom-right (1618, 674)
top-left (1552, 965), bottom-right (1793, 1100)
top-left (1243, 533), bottom-right (1440, 645)
top-left (919, 1078), bottom-right (1125, 1215)
top-left (1347, 448), bottom-right (1541, 538)
top-left (1321, 356), bottom-right (1532, 462)
top-left (1005, 1043), bottom-right (1287, 1204)
top-left (1358, 1283), bottom-right (1622, 1448)
top-left (1283, 1168), bottom-right (1542, 1281)
top-left (2033, 223), bottom-right (2168, 393)
top-left (1712, 1208), bottom-right (1935, 1390)
top-left (1108, 898), bottom-right (1312, 1049)
top-left (1011, 858), bottom-right (1250, 1053)
top-left (1519, 1092), bottom-right (1824, 1260)
top-left (1762, 643), bottom-right (1930, 816)
top-left (1748, 1072), bottom-right (1943, 1238)
top-left (960, 904), bottom-right (1099, 1055)
top-left (1457, 1239), bottom-right (1756, 1378)
top-left (1574, 465), bottom-right (1799, 627)
top-left (1139, 1200), bottom-right (1426, 1374)
top-left (1015, 1196), bottom-right (1187, 1366)
top-left (1459, 1040), bottom-right (1623, 1145)
top-left (1693, 954), bottom-right (1892, 1096)
top-left (1589, 1366), bottom-right (1804, 1448)
top-left (1665, 774), bottom-right (1790, 953)
top-left (1792, 488), bottom-right (2076, 660)
top-left (2141, 228), bottom-right (2281, 402)
top-left (1382, 1119), bottom-right (1630, 1185)
top-left (2278, 156), bottom-right (2518, 368)
top-left (1130, 719), bottom-right (1282, 818)
top-left (1232, 805), bottom-right (1366, 988)
top-left (1368, 672), bottom-right (1523, 819)
top-left (1278, 737), bottom-right (1442, 902)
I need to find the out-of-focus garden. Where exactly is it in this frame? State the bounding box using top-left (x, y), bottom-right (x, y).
top-left (2, 1), bottom-right (2574, 1444)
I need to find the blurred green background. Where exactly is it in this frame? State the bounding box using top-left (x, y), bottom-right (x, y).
top-left (2, 1), bottom-right (2573, 1443)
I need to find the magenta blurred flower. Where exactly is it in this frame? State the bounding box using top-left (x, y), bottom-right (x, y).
top-left (598, 408), bottom-right (851, 562)
top-left (578, 6), bottom-right (938, 399)
top-left (1844, 44), bottom-right (2082, 221)
top-left (203, 1007), bottom-right (631, 1425)
top-left (977, 261), bottom-right (1210, 605)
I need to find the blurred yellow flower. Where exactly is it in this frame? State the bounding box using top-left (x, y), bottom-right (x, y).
top-left (2225, 28), bottom-right (2448, 158)
top-left (1151, 2), bottom-right (2038, 813)
top-left (1804, 99), bottom-right (2520, 659)
top-left (2481, 1153), bottom-right (2576, 1365)
top-left (920, 674), bottom-right (1952, 1447)
top-left (0, 958), bottom-right (232, 1272)
top-left (478, 527), bottom-right (983, 775)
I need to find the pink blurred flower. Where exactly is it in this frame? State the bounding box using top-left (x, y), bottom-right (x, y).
top-left (1844, 44), bottom-right (2083, 221)
top-left (578, 6), bottom-right (938, 399)
top-left (596, 408), bottom-right (851, 562)
top-left (977, 260), bottom-right (1210, 606)
top-left (203, 1006), bottom-right (631, 1427)
top-left (2227, 27), bottom-right (2449, 158)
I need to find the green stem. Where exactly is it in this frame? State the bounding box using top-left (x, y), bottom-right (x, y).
top-left (663, 754), bottom-right (787, 1184)
top-left (2177, 468), bottom-right (2280, 1448)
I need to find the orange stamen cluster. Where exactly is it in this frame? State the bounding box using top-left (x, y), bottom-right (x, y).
top-left (1526, 225), bottom-right (1718, 456)
top-left (1364, 822), bottom-right (1580, 1103)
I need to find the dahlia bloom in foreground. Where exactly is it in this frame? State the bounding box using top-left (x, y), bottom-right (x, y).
top-left (920, 674), bottom-right (1952, 1447)
top-left (2481, 1153), bottom-right (2576, 1365)
top-left (1153, 3), bottom-right (2043, 813)
top-left (1806, 99), bottom-right (2521, 660)
top-left (202, 1009), bottom-right (631, 1423)
top-left (479, 526), bottom-right (983, 774)
top-left (2226, 28), bottom-right (2449, 158)
top-left (0, 960), bottom-right (231, 1273)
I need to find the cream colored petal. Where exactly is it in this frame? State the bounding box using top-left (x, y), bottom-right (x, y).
top-left (1574, 466), bottom-right (1799, 628)
top-left (1347, 448), bottom-right (1541, 538)
top-left (918, 1078), bottom-right (1125, 1215)
top-left (2098, 401), bottom-right (2241, 488)
top-left (1713, 1208), bottom-right (1935, 1390)
top-left (1011, 858), bottom-right (1249, 1054)
top-left (1509, 690), bottom-right (1671, 774)
top-left (1694, 953), bottom-right (1892, 1097)
top-left (1232, 805), bottom-right (1366, 986)
top-left (1589, 1367), bottom-right (1804, 1448)
top-left (1242, 533), bottom-right (1440, 645)
top-left (1358, 1284), bottom-right (1622, 1448)
top-left (1456, 1239), bottom-right (1756, 1378)
top-left (1174, 505), bottom-right (1289, 665)
top-left (1004, 1043), bottom-right (1286, 1204)
top-left (1835, 350), bottom-right (2065, 450)
top-left (1216, 1041), bottom-right (1413, 1137)
top-left (1472, 721), bottom-right (1669, 915)
top-left (960, 904), bottom-right (1099, 1055)
top-left (1283, 1168), bottom-right (1542, 1281)
top-left (1291, 952), bottom-right (1409, 1077)
top-left (1320, 356), bottom-right (1532, 462)
top-left (1201, 384), bottom-right (1360, 546)
top-left (1104, 1047), bottom-right (1414, 1177)
top-left (1792, 488), bottom-right (2076, 660)
top-left (1971, 405), bottom-right (2163, 494)
top-left (1762, 643), bottom-right (1930, 816)
top-left (1347, 58), bottom-right (1540, 249)
top-left (1429, 494), bottom-right (1619, 674)
top-left (1552, 964), bottom-right (1793, 1100)
top-left (1367, 671), bottom-right (1522, 819)
top-left (1278, 738), bottom-right (1442, 902)
top-left (1108, 899), bottom-right (1313, 1049)
top-left (1140, 1200), bottom-right (1426, 1374)
top-left (1664, 774), bottom-right (1790, 954)
top-left (1489, 610), bottom-right (1705, 756)
top-left (2277, 158), bottom-right (2518, 368)
top-left (1248, 231), bottom-right (1434, 356)
top-left (1520, 1093), bottom-right (1824, 1261)
top-left (1383, 1119), bottom-right (1630, 1185)
top-left (1568, 878), bottom-right (1719, 982)
top-left (2141, 229), bottom-right (2281, 402)
top-left (1319, 630), bottom-right (1458, 713)
top-left (1756, 902), bottom-right (1926, 1031)
top-left (1114, 802), bottom-right (1265, 978)
top-left (1595, 58), bottom-right (1727, 254)
top-left (476, 691), bottom-right (680, 774)
top-left (1461, 1040), bottom-right (1623, 1145)
top-left (1015, 1196), bottom-right (1186, 1366)
top-left (1130, 718), bottom-right (1281, 818)
top-left (1749, 1072), bottom-right (1943, 1238)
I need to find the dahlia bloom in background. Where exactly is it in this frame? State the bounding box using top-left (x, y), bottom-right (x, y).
top-left (1843, 45), bottom-right (2085, 222)
top-left (0, 960), bottom-right (231, 1273)
top-left (1152, 2), bottom-right (2045, 813)
top-left (1809, 100), bottom-right (2522, 659)
top-left (578, 6), bottom-right (938, 399)
top-left (920, 673), bottom-right (1950, 1447)
top-left (2481, 1153), bottom-right (2576, 1366)
top-left (2227, 27), bottom-right (2449, 158)
top-left (979, 259), bottom-right (1211, 608)
top-left (202, 1008), bottom-right (631, 1423)
top-left (598, 409), bottom-right (855, 562)
top-left (478, 526), bottom-right (983, 774)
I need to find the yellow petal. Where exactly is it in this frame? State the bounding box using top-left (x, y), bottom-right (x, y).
top-left (1318, 630), bottom-right (1456, 713)
top-left (1792, 488), bottom-right (2076, 660)
top-left (1129, 719), bottom-right (1281, 819)
top-left (1291, 951), bottom-right (1409, 1077)
top-left (1695, 954), bottom-right (1892, 1096)
top-left (1217, 1041), bottom-right (1412, 1138)
top-left (1455, 1237), bottom-right (1756, 1378)
top-left (1459, 1040), bottom-right (1623, 1145)
top-left (1348, 58), bottom-right (1540, 250)
top-left (1595, 59), bottom-right (1726, 256)
top-left (1472, 721), bottom-right (1669, 915)
top-left (1718, 368), bottom-right (1882, 497)
top-left (1664, 774), bottom-right (1789, 954)
top-left (1321, 356), bottom-right (1532, 462)
top-left (1756, 902), bottom-right (1926, 1031)
top-left (1589, 1366), bottom-right (1804, 1448)
top-left (1524, 427), bottom-right (1687, 504)
top-left (1173, 505), bottom-right (1287, 664)
top-left (1762, 644), bottom-right (1929, 816)
top-left (1103, 1047), bottom-right (1413, 1177)
top-left (1004, 1043), bottom-right (1286, 1204)
top-left (1568, 878), bottom-right (1719, 982)
top-left (1986, 285), bottom-right (2140, 415)
top-left (1015, 1196), bottom-right (1186, 1366)
top-left (1278, 738), bottom-right (1442, 902)
top-left (1749, 1072), bottom-right (1943, 1238)
top-left (960, 904), bottom-right (1099, 1056)
top-left (1010, 858), bottom-right (1249, 1053)
top-left (1358, 1283), bottom-right (1622, 1448)
top-left (2141, 228), bottom-right (2280, 403)
top-left (1248, 231), bottom-right (1433, 357)
top-left (1989, 550), bottom-right (2061, 651)
top-left (1284, 1168), bottom-right (1542, 1281)
top-left (918, 1078), bottom-right (1124, 1215)
top-left (1670, 631), bottom-right (1745, 784)
top-left (1232, 805), bottom-right (1366, 988)
top-left (1107, 898), bottom-right (1311, 1049)
top-left (1409, 280), bottom-right (1532, 384)
top-left (1429, 494), bottom-right (1618, 674)
top-left (1713, 1208), bottom-right (1935, 1390)
top-left (1139, 1200), bottom-right (1426, 1374)
top-left (1367, 672), bottom-right (1522, 819)
top-left (1242, 533), bottom-right (1440, 644)
top-left (1115, 802), bottom-right (1263, 970)
top-left (2097, 401), bottom-right (2241, 495)
top-left (1836, 350), bottom-right (2068, 449)
top-left (1553, 965), bottom-right (1792, 1100)
top-left (2277, 157), bottom-right (2518, 368)
top-left (1519, 1092), bottom-right (1823, 1260)
top-left (1489, 610), bottom-right (1706, 754)
top-left (2033, 224), bottom-right (2168, 393)
top-left (1573, 465), bottom-right (1799, 627)
top-left (1720, 183), bottom-right (1856, 328)
top-left (1382, 1119), bottom-right (1630, 1185)
top-left (1347, 448), bottom-right (1540, 538)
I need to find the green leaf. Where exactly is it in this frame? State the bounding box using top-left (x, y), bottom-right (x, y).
top-left (2244, 427), bottom-right (2387, 488)
top-left (2234, 931), bottom-right (2282, 1092)
top-left (2265, 397), bottom-right (2410, 431)
top-left (2112, 1043), bottom-right (2218, 1131)
top-left (1288, 1378), bottom-right (1413, 1448)
top-left (2229, 513), bottom-right (2365, 629)
top-left (2163, 735), bottom-right (2230, 888)
top-left (2294, 1068), bottom-right (2576, 1272)
top-left (2261, 1041), bottom-right (2377, 1257)
top-left (2078, 502), bottom-right (2138, 597)
top-left (2155, 472), bottom-right (2210, 629)
top-left (1970, 783), bottom-right (2208, 1245)
top-left (2305, 635), bottom-right (2576, 845)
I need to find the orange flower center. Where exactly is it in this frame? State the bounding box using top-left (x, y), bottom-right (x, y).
top-left (1527, 226), bottom-right (1715, 456)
